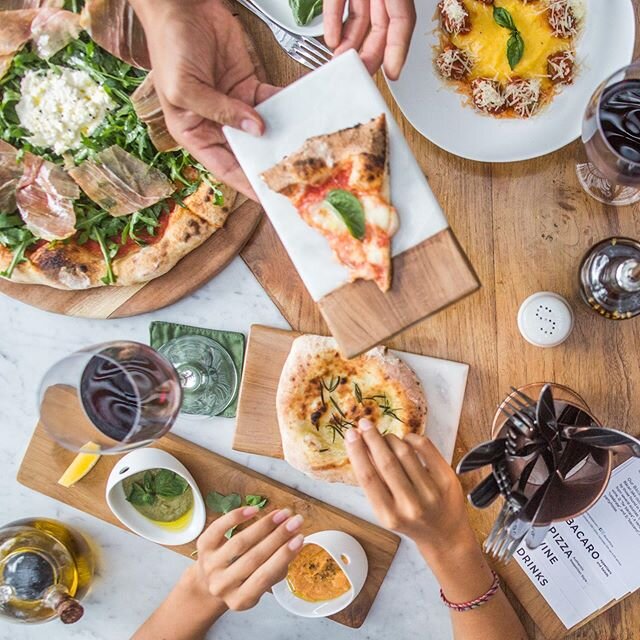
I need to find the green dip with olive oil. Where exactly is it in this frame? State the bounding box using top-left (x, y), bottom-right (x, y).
top-left (123, 469), bottom-right (193, 524)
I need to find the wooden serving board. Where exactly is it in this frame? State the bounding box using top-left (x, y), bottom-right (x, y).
top-left (17, 421), bottom-right (400, 629)
top-left (0, 198), bottom-right (262, 319)
top-left (233, 324), bottom-right (468, 462)
top-left (317, 228), bottom-right (480, 359)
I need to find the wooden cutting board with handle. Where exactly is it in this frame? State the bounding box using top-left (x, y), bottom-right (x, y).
top-left (17, 420), bottom-right (400, 629)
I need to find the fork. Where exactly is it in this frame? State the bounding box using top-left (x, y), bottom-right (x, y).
top-left (234, 0), bottom-right (333, 70)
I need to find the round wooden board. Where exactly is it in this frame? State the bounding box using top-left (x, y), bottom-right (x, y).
top-left (0, 199), bottom-right (263, 319)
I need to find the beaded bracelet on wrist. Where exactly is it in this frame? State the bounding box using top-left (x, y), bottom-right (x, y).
top-left (440, 570), bottom-right (500, 612)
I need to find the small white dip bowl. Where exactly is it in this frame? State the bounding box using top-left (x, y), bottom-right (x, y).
top-left (272, 530), bottom-right (368, 618)
top-left (106, 448), bottom-right (206, 546)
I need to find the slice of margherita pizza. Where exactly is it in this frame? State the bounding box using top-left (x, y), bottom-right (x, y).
top-left (261, 114), bottom-right (398, 292)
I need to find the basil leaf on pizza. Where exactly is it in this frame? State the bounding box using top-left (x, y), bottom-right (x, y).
top-left (325, 189), bottom-right (366, 240)
top-left (261, 114), bottom-right (399, 292)
top-left (0, 1), bottom-right (235, 290)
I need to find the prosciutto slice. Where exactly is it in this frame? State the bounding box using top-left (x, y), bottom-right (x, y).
top-left (0, 1), bottom-right (63, 9)
top-left (81, 0), bottom-right (150, 69)
top-left (31, 8), bottom-right (82, 59)
top-left (16, 153), bottom-right (79, 240)
top-left (131, 73), bottom-right (180, 152)
top-left (0, 9), bottom-right (36, 79)
top-left (69, 145), bottom-right (174, 217)
top-left (0, 140), bottom-right (22, 212)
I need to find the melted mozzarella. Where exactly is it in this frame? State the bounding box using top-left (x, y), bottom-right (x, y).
top-left (16, 67), bottom-right (114, 155)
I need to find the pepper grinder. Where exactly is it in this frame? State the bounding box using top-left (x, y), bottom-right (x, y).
top-left (579, 237), bottom-right (640, 319)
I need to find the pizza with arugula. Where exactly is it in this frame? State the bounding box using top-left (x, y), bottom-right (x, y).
top-left (0, 0), bottom-right (236, 289)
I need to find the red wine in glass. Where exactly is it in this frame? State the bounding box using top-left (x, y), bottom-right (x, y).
top-left (579, 63), bottom-right (640, 206)
top-left (39, 341), bottom-right (182, 454)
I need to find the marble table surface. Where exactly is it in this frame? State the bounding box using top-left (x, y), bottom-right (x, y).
top-left (0, 257), bottom-right (453, 640)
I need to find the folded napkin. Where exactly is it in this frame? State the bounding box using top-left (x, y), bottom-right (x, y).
top-left (149, 321), bottom-right (245, 418)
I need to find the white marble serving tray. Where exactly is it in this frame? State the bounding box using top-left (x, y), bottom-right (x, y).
top-left (224, 50), bottom-right (448, 301)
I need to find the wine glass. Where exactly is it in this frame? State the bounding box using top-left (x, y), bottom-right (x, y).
top-left (577, 60), bottom-right (640, 206)
top-left (38, 341), bottom-right (182, 454)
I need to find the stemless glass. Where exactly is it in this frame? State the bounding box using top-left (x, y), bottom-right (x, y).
top-left (157, 336), bottom-right (238, 417)
top-left (38, 341), bottom-right (182, 454)
top-left (577, 60), bottom-right (640, 206)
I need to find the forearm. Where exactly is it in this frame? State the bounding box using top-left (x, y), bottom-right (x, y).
top-left (419, 531), bottom-right (528, 640)
top-left (132, 564), bottom-right (228, 640)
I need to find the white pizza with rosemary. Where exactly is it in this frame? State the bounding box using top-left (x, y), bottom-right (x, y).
top-left (276, 335), bottom-right (428, 485)
top-left (0, 0), bottom-right (236, 289)
top-left (261, 114), bottom-right (398, 292)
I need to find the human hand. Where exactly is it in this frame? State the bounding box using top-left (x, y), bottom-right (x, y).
top-left (345, 418), bottom-right (475, 560)
top-left (323, 0), bottom-right (416, 80)
top-left (194, 506), bottom-right (304, 611)
top-left (130, 0), bottom-right (279, 199)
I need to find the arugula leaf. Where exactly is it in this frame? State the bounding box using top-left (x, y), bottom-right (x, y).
top-left (507, 31), bottom-right (525, 70)
top-left (493, 6), bottom-right (515, 30)
top-left (325, 189), bottom-right (366, 240)
top-left (289, 0), bottom-right (323, 26)
top-left (154, 469), bottom-right (189, 497)
top-left (0, 213), bottom-right (22, 229)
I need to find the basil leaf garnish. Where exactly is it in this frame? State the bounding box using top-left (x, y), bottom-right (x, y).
top-left (206, 491), bottom-right (269, 538)
top-left (154, 469), bottom-right (188, 497)
top-left (127, 482), bottom-right (150, 507)
top-left (289, 0), bottom-right (323, 26)
top-left (325, 189), bottom-right (366, 241)
top-left (493, 6), bottom-right (515, 30)
top-left (507, 32), bottom-right (525, 70)
top-left (493, 5), bottom-right (524, 70)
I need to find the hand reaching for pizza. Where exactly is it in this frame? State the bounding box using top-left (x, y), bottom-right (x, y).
top-left (323, 0), bottom-right (416, 80)
top-left (130, 0), bottom-right (279, 199)
top-left (345, 419), bottom-right (475, 559)
top-left (195, 506), bottom-right (304, 611)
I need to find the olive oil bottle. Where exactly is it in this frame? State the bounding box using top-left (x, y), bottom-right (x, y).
top-left (0, 518), bottom-right (94, 624)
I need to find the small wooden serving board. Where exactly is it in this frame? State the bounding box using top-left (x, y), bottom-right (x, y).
top-left (0, 198), bottom-right (262, 319)
top-left (233, 324), bottom-right (469, 461)
top-left (317, 228), bottom-right (480, 359)
top-left (17, 422), bottom-right (400, 629)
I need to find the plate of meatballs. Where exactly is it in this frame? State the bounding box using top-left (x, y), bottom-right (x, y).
top-left (385, 0), bottom-right (636, 162)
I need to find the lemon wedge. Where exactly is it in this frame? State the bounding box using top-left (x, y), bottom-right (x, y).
top-left (58, 443), bottom-right (101, 487)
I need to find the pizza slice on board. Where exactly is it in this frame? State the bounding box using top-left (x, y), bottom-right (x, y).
top-left (261, 114), bottom-right (398, 292)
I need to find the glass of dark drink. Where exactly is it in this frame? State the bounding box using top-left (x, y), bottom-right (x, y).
top-left (577, 60), bottom-right (640, 206)
top-left (38, 341), bottom-right (182, 454)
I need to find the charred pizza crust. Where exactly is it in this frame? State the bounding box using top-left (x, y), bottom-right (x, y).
top-left (276, 334), bottom-right (427, 485)
top-left (0, 181), bottom-right (237, 289)
top-left (261, 114), bottom-right (388, 198)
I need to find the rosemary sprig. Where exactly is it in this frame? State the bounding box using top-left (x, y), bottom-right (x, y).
top-left (321, 376), bottom-right (340, 392)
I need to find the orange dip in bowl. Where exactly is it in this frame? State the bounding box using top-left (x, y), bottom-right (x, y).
top-left (286, 543), bottom-right (351, 602)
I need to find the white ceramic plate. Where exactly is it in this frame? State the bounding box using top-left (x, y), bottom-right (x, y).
top-left (385, 0), bottom-right (636, 162)
top-left (250, 0), bottom-right (347, 37)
